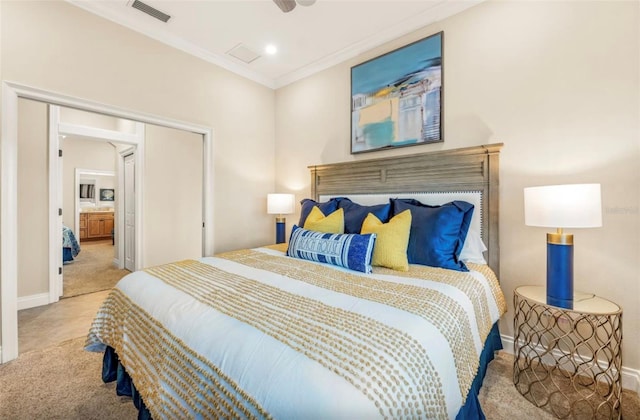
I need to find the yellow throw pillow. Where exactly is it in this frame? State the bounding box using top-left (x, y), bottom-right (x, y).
top-left (303, 206), bottom-right (345, 234)
top-left (361, 209), bottom-right (412, 271)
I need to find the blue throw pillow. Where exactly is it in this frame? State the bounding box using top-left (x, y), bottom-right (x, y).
top-left (287, 225), bottom-right (376, 274)
top-left (298, 197), bottom-right (348, 227)
top-left (391, 199), bottom-right (474, 271)
top-left (338, 200), bottom-right (392, 234)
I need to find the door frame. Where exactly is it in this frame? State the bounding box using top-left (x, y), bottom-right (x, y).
top-left (54, 104), bottom-right (145, 303)
top-left (119, 148), bottom-right (137, 271)
top-left (51, 107), bottom-right (142, 302)
top-left (1, 81), bottom-right (215, 363)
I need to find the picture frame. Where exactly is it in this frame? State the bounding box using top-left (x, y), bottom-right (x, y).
top-left (351, 31), bottom-right (443, 154)
top-left (100, 188), bottom-right (115, 201)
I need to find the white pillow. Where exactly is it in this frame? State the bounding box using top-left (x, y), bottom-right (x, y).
top-left (459, 230), bottom-right (487, 264)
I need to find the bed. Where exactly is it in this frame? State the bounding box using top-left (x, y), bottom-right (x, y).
top-left (62, 225), bottom-right (81, 263)
top-left (86, 143), bottom-right (506, 419)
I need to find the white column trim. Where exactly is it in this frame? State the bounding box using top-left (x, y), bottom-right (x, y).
top-left (48, 105), bottom-right (63, 302)
top-left (203, 127), bottom-right (215, 257)
top-left (134, 123), bottom-right (145, 270)
top-left (1, 83), bottom-right (19, 363)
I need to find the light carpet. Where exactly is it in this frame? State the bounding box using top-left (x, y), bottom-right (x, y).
top-left (0, 337), bottom-right (137, 419)
top-left (63, 240), bottom-right (130, 298)
top-left (1, 337), bottom-right (638, 419)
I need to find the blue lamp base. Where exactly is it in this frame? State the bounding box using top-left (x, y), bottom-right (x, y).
top-left (546, 236), bottom-right (574, 309)
top-left (275, 217), bottom-right (286, 244)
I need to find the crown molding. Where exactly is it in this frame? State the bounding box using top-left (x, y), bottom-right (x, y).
top-left (274, 0), bottom-right (483, 89)
top-left (66, 0), bottom-right (276, 89)
top-left (67, 0), bottom-right (483, 91)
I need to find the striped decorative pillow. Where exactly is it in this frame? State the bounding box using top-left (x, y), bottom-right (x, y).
top-left (287, 225), bottom-right (376, 273)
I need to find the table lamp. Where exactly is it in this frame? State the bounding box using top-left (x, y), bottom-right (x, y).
top-left (267, 193), bottom-right (295, 244)
top-left (524, 184), bottom-right (602, 309)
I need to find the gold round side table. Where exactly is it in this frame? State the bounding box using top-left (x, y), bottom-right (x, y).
top-left (513, 285), bottom-right (622, 419)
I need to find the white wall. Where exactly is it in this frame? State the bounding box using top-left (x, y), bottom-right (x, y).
top-left (275, 0), bottom-right (640, 375)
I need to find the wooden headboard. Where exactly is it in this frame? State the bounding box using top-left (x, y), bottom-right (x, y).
top-left (308, 143), bottom-right (503, 276)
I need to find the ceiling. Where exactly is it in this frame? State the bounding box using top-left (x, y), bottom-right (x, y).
top-left (69, 0), bottom-right (482, 89)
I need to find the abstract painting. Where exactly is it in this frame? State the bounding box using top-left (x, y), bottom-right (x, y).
top-left (351, 32), bottom-right (443, 154)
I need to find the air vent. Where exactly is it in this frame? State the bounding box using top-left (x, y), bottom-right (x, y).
top-left (226, 44), bottom-right (261, 64)
top-left (131, 0), bottom-right (171, 23)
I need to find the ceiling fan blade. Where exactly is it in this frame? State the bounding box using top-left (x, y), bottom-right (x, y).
top-left (273, 0), bottom-right (296, 13)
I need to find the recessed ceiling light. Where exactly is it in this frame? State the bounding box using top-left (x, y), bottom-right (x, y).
top-left (265, 44), bottom-right (278, 55)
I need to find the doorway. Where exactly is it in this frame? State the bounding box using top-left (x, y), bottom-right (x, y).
top-left (65, 166), bottom-right (126, 298)
top-left (53, 108), bottom-right (205, 294)
top-left (52, 105), bottom-right (143, 299)
top-left (19, 106), bottom-right (203, 355)
top-left (1, 81), bottom-right (215, 363)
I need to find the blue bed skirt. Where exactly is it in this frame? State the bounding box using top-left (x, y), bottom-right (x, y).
top-left (63, 247), bottom-right (74, 263)
top-left (455, 322), bottom-right (503, 419)
top-left (102, 347), bottom-right (152, 420)
top-left (102, 323), bottom-right (503, 419)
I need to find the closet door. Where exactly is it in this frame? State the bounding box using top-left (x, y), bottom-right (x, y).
top-left (124, 153), bottom-right (136, 271)
top-left (143, 124), bottom-right (203, 267)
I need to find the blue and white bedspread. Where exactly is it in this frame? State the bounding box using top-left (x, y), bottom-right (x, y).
top-left (62, 225), bottom-right (80, 261)
top-left (86, 245), bottom-right (506, 419)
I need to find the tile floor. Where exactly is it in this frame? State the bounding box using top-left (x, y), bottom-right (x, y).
top-left (18, 290), bottom-right (111, 354)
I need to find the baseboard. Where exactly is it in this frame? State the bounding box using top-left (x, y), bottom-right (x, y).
top-left (500, 333), bottom-right (640, 395)
top-left (17, 293), bottom-right (50, 310)
top-left (620, 365), bottom-right (640, 395)
top-left (501, 333), bottom-right (515, 354)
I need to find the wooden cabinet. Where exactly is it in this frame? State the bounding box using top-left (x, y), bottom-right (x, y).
top-left (80, 211), bottom-right (114, 240)
top-left (79, 213), bottom-right (88, 240)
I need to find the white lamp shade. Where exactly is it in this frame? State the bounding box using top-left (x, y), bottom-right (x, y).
top-left (524, 184), bottom-right (602, 228)
top-left (267, 193), bottom-right (295, 215)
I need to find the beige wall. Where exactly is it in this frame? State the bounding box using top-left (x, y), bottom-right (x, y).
top-left (1, 0), bottom-right (276, 255)
top-left (275, 0), bottom-right (640, 373)
top-left (17, 99), bottom-right (49, 297)
top-left (1, 0), bottom-right (275, 354)
top-left (144, 124), bottom-right (203, 267)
